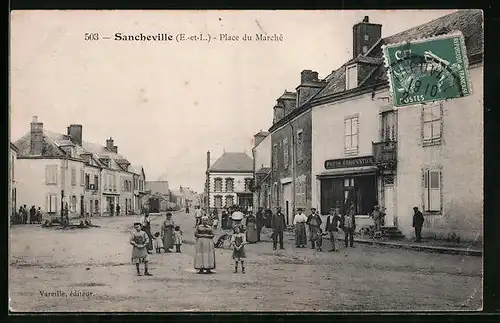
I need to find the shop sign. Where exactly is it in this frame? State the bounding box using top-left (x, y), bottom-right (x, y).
top-left (324, 156), bottom-right (374, 170)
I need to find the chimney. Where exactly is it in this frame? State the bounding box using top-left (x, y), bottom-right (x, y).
top-left (30, 116), bottom-right (44, 155)
top-left (112, 145), bottom-right (118, 153)
top-left (352, 15), bottom-right (382, 58)
top-left (254, 131), bottom-right (269, 147)
top-left (296, 70), bottom-right (326, 107)
top-left (67, 124), bottom-right (83, 146)
top-left (206, 150), bottom-right (211, 171)
top-left (106, 137), bottom-right (114, 151)
top-left (300, 70), bottom-right (319, 84)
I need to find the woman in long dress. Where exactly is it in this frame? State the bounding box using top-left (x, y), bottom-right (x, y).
top-left (194, 216), bottom-right (216, 274)
top-left (245, 212), bottom-right (258, 243)
top-left (161, 213), bottom-right (175, 252)
top-left (293, 208), bottom-right (308, 248)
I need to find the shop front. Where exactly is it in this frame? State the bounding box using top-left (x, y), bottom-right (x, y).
top-left (317, 156), bottom-right (378, 216)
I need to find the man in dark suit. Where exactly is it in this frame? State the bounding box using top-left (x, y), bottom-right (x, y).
top-left (324, 208), bottom-right (342, 251)
top-left (412, 207), bottom-right (425, 242)
top-left (271, 207), bottom-right (286, 250)
top-left (341, 203), bottom-right (356, 248)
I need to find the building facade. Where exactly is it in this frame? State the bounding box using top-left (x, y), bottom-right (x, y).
top-left (309, 10), bottom-right (483, 240)
top-left (252, 131), bottom-right (271, 210)
top-left (207, 151), bottom-right (254, 211)
top-left (131, 166), bottom-right (147, 214)
top-left (268, 71), bottom-right (327, 225)
top-left (13, 117), bottom-right (145, 218)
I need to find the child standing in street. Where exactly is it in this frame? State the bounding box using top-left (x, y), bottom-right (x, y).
top-left (231, 226), bottom-right (246, 273)
top-left (314, 227), bottom-right (329, 252)
top-left (130, 222), bottom-right (152, 276)
top-left (174, 226), bottom-right (183, 253)
top-left (153, 232), bottom-right (165, 253)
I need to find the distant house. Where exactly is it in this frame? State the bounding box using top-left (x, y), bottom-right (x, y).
top-left (252, 131), bottom-right (272, 210)
top-left (205, 151), bottom-right (254, 211)
top-left (145, 180), bottom-right (171, 213)
top-left (130, 165), bottom-right (147, 214)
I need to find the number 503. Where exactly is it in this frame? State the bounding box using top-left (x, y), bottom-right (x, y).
top-left (85, 33), bottom-right (99, 41)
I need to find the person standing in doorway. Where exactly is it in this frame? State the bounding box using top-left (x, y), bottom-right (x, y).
top-left (325, 208), bottom-right (342, 252)
top-left (306, 208), bottom-right (322, 249)
top-left (341, 204), bottom-right (356, 248)
top-left (412, 207), bottom-right (425, 243)
top-left (271, 207), bottom-right (286, 250)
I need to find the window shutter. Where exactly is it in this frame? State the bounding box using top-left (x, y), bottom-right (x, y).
top-left (46, 194), bottom-right (50, 213)
top-left (45, 166), bottom-right (50, 184)
top-left (423, 170), bottom-right (429, 212)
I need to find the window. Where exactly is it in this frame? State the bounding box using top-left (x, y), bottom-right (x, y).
top-left (85, 174), bottom-right (90, 189)
top-left (381, 110), bottom-right (397, 141)
top-left (362, 45), bottom-right (368, 53)
top-left (296, 176), bottom-right (306, 206)
top-left (225, 195), bottom-right (234, 207)
top-left (80, 169), bottom-right (85, 186)
top-left (346, 64), bottom-right (358, 90)
top-left (94, 175), bottom-right (99, 190)
top-left (71, 167), bottom-right (77, 186)
top-left (45, 165), bottom-right (58, 185)
top-left (283, 138), bottom-right (289, 168)
top-left (273, 144), bottom-right (279, 173)
top-left (296, 130), bottom-right (304, 163)
top-left (71, 195), bottom-right (77, 212)
top-left (225, 178), bottom-right (234, 192)
top-left (47, 194), bottom-right (58, 213)
top-left (423, 168), bottom-right (442, 213)
top-left (94, 200), bottom-right (99, 213)
top-left (214, 178), bottom-right (223, 192)
top-left (244, 178), bottom-right (252, 192)
top-left (422, 103), bottom-right (442, 145)
top-left (113, 175), bottom-right (117, 191)
top-left (344, 116), bottom-right (359, 154)
top-left (214, 195), bottom-right (222, 208)
top-left (364, 34), bottom-right (369, 41)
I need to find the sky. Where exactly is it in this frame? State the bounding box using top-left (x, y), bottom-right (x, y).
top-left (10, 10), bottom-right (457, 193)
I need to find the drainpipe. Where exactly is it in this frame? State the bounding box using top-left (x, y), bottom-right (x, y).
top-left (289, 121), bottom-right (296, 225)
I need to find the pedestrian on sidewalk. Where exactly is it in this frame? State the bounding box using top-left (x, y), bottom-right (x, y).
top-left (140, 212), bottom-right (154, 253)
top-left (29, 206), bottom-right (36, 224)
top-left (231, 226), bottom-right (247, 273)
top-left (271, 207), bottom-right (286, 250)
top-left (221, 209), bottom-right (229, 230)
top-left (161, 213), bottom-right (175, 252)
top-left (130, 222), bottom-right (152, 276)
top-left (293, 208), bottom-right (307, 248)
top-left (194, 216), bottom-right (216, 274)
top-left (412, 207), bottom-right (424, 243)
top-left (306, 208), bottom-right (322, 249)
top-left (185, 206), bottom-right (190, 214)
top-left (341, 204), bottom-right (356, 248)
top-left (153, 232), bottom-right (165, 253)
top-left (245, 212), bottom-right (258, 243)
top-left (325, 208), bottom-right (341, 252)
top-left (22, 205), bottom-right (28, 224)
top-left (173, 226), bottom-right (183, 253)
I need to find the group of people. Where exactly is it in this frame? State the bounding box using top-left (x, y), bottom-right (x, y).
top-left (130, 212), bottom-right (184, 276)
top-left (12, 205), bottom-right (43, 225)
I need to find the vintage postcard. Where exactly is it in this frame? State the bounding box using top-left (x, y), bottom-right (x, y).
top-left (9, 9), bottom-right (483, 312)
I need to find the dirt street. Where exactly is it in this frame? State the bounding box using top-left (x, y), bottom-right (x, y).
top-left (9, 211), bottom-right (482, 312)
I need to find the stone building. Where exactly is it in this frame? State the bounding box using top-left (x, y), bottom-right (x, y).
top-left (206, 151), bottom-right (253, 212)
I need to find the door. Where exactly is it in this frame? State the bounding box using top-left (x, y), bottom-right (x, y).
top-left (80, 196), bottom-right (84, 217)
top-left (384, 185), bottom-right (395, 227)
top-left (282, 183), bottom-right (292, 225)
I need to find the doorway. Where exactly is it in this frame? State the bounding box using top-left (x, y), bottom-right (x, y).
top-left (383, 175), bottom-right (396, 227)
top-left (282, 182), bottom-right (292, 225)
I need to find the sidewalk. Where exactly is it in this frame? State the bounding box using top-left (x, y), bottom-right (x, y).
top-left (334, 233), bottom-right (482, 257)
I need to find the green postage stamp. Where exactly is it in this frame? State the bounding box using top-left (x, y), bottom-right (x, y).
top-left (382, 31), bottom-right (471, 108)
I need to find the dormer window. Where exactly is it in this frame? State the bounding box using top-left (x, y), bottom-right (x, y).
top-left (346, 64), bottom-right (358, 90)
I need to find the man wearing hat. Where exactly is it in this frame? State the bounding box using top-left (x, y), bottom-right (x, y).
top-left (306, 208), bottom-right (322, 249)
top-left (271, 207), bottom-right (286, 250)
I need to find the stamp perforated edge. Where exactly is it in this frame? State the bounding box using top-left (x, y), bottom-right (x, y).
top-left (381, 30), bottom-right (472, 109)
